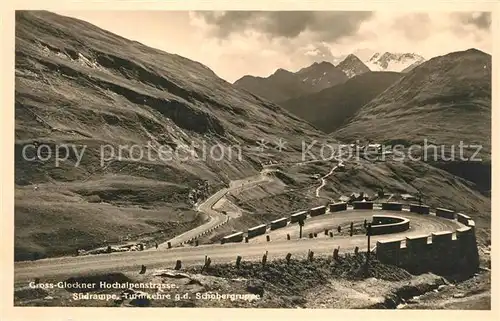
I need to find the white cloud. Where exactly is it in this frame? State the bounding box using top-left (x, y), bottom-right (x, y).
top-left (188, 11), bottom-right (491, 81)
top-left (55, 11), bottom-right (492, 83)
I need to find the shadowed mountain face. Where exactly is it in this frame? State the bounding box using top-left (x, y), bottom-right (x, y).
top-left (280, 71), bottom-right (402, 133)
top-left (232, 69), bottom-right (313, 103)
top-left (337, 54), bottom-right (371, 78)
top-left (234, 61), bottom-right (348, 103)
top-left (334, 49), bottom-right (492, 189)
top-left (295, 61), bottom-right (349, 91)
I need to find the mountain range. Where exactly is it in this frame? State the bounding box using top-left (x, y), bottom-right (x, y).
top-left (233, 61), bottom-right (348, 103)
top-left (236, 46), bottom-right (491, 193)
top-left (334, 48), bottom-right (491, 155)
top-left (234, 51), bottom-right (426, 103)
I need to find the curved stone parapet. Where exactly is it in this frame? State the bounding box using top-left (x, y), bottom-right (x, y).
top-left (375, 217), bottom-right (479, 275)
top-left (215, 196), bottom-right (479, 278)
top-left (217, 198), bottom-right (479, 274)
top-left (371, 214), bottom-right (410, 235)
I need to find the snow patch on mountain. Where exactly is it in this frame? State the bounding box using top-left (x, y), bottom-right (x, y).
top-left (296, 61), bottom-right (348, 91)
top-left (336, 54), bottom-right (371, 78)
top-left (365, 52), bottom-right (426, 72)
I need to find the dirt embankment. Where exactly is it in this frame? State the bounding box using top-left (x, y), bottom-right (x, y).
top-left (14, 252), bottom-right (489, 309)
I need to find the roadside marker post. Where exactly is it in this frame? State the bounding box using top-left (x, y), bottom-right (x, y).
top-left (298, 219), bottom-right (304, 239)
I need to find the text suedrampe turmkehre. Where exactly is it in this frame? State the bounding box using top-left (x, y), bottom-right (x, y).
top-left (70, 292), bottom-right (261, 301)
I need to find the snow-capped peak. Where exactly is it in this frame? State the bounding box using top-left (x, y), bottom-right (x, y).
top-left (365, 52), bottom-right (426, 72)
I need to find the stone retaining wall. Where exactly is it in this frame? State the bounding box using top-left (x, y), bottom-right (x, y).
top-left (247, 224), bottom-right (267, 238)
top-left (290, 210), bottom-right (307, 223)
top-left (329, 202), bottom-right (347, 212)
top-left (221, 232), bottom-right (243, 244)
top-left (381, 202), bottom-right (403, 211)
top-left (270, 217), bottom-right (288, 230)
top-left (376, 220), bottom-right (479, 275)
top-left (216, 199), bottom-right (477, 277)
top-left (457, 213), bottom-right (471, 225)
top-left (309, 205), bottom-right (327, 217)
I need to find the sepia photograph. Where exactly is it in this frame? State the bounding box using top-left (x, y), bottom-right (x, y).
top-left (8, 2), bottom-right (495, 314)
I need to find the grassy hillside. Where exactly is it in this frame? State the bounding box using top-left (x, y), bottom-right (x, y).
top-left (14, 10), bottom-right (326, 259)
top-left (334, 49), bottom-right (491, 190)
top-left (334, 49), bottom-right (491, 157)
top-left (234, 69), bottom-right (313, 103)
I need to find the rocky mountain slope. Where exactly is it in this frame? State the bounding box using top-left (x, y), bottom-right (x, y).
top-left (336, 54), bottom-right (371, 78)
top-left (280, 72), bottom-right (403, 133)
top-left (234, 62), bottom-right (348, 103)
top-left (334, 48), bottom-right (491, 190)
top-left (14, 10), bottom-right (326, 260)
top-left (365, 52), bottom-right (426, 72)
top-left (295, 61), bottom-right (349, 91)
top-left (401, 60), bottom-right (424, 73)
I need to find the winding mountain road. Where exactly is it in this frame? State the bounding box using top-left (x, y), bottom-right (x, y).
top-left (14, 207), bottom-right (464, 283)
top-left (154, 169), bottom-right (276, 249)
top-left (14, 162), bottom-right (465, 284)
top-left (315, 163), bottom-right (339, 197)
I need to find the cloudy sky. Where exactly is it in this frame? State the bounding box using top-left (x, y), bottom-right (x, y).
top-left (56, 11), bottom-right (492, 82)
